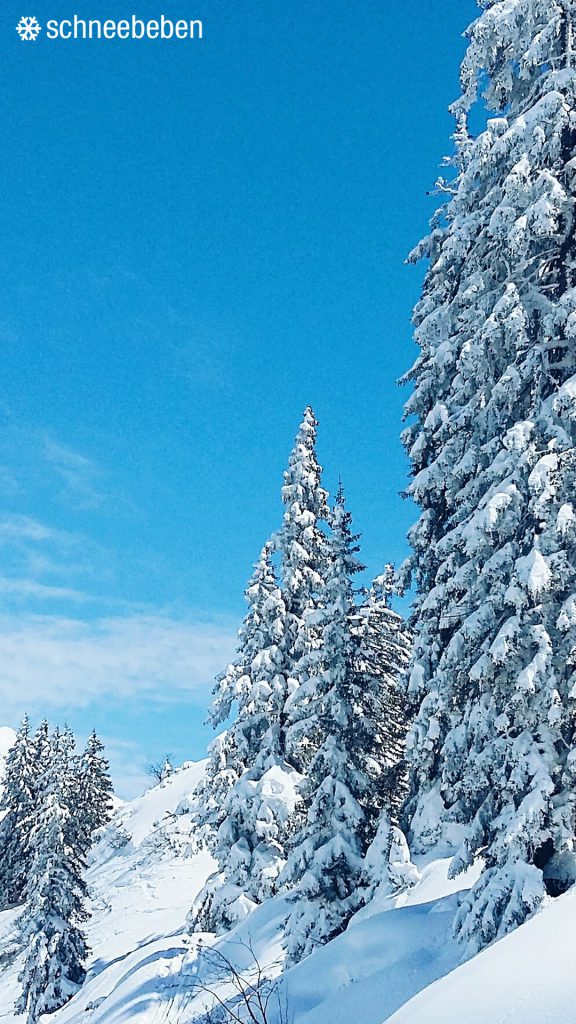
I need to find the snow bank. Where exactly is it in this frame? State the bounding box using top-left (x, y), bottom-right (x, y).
top-left (0, 726), bottom-right (16, 762)
top-left (386, 889), bottom-right (576, 1024)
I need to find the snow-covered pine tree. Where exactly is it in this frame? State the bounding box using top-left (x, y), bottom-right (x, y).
top-left (190, 542), bottom-right (301, 932)
top-left (282, 487), bottom-right (410, 962)
top-left (277, 406), bottom-right (330, 773)
top-left (0, 716), bottom-right (37, 908)
top-left (361, 811), bottom-right (420, 906)
top-left (402, 0), bottom-right (576, 955)
top-left (191, 409), bottom-right (329, 932)
top-left (76, 730), bottom-right (113, 851)
top-left (33, 718), bottom-right (51, 775)
top-left (354, 567), bottom-right (411, 820)
top-left (280, 485), bottom-right (366, 962)
top-left (16, 728), bottom-right (89, 1022)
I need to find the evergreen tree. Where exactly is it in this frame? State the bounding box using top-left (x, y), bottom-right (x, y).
top-left (281, 489), bottom-right (410, 962)
top-left (0, 716), bottom-right (37, 908)
top-left (278, 406), bottom-right (330, 768)
top-left (33, 718), bottom-right (51, 776)
top-left (354, 567), bottom-right (411, 820)
top-left (76, 730), bottom-right (114, 851)
top-left (191, 409), bottom-right (330, 932)
top-left (361, 812), bottom-right (420, 905)
top-left (281, 486), bottom-right (366, 962)
top-left (16, 729), bottom-right (89, 1022)
top-left (191, 542), bottom-right (301, 932)
top-left (403, 0), bottom-right (576, 954)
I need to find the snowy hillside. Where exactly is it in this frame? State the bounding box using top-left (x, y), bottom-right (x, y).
top-left (0, 729), bottom-right (15, 763)
top-left (0, 759), bottom-right (215, 1024)
top-left (1, 759), bottom-right (573, 1024)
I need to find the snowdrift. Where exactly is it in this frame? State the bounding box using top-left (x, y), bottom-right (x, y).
top-left (0, 759), bottom-right (573, 1024)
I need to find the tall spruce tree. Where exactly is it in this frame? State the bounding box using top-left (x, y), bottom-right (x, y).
top-left (191, 409), bottom-right (330, 932)
top-left (281, 489), bottom-right (411, 962)
top-left (0, 716), bottom-right (37, 907)
top-left (278, 405), bottom-right (330, 768)
top-left (76, 730), bottom-right (114, 851)
top-left (16, 728), bottom-right (89, 1022)
top-left (403, 0), bottom-right (576, 954)
top-left (281, 487), bottom-right (367, 962)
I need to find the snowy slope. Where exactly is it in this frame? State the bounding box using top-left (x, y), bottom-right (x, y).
top-left (175, 858), bottom-right (482, 1024)
top-left (0, 729), bottom-right (15, 763)
top-left (1, 761), bottom-right (574, 1024)
top-left (0, 759), bottom-right (216, 1024)
top-left (386, 888), bottom-right (576, 1024)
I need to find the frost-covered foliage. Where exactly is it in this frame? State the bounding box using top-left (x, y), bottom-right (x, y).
top-left (191, 542), bottom-right (302, 932)
top-left (278, 407), bottom-right (329, 769)
top-left (0, 716), bottom-right (39, 908)
top-left (191, 408), bottom-right (328, 933)
top-left (192, 412), bottom-right (410, 952)
top-left (0, 718), bottom-right (112, 1015)
top-left (75, 730), bottom-right (114, 850)
top-left (403, 0), bottom-right (576, 955)
top-left (362, 812), bottom-right (420, 905)
top-left (354, 567), bottom-right (411, 820)
top-left (281, 489), bottom-right (411, 963)
top-left (16, 729), bottom-right (90, 1023)
top-left (280, 488), bottom-right (367, 962)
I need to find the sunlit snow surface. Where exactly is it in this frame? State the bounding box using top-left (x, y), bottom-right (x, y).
top-left (0, 729), bottom-right (15, 762)
top-left (0, 759), bottom-right (573, 1024)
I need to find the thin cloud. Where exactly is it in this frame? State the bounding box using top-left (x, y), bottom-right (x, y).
top-left (0, 513), bottom-right (110, 596)
top-left (0, 611), bottom-right (236, 716)
top-left (0, 514), bottom-right (72, 544)
top-left (0, 416), bottom-right (111, 512)
top-left (43, 438), bottom-right (105, 509)
top-left (0, 577), bottom-right (87, 602)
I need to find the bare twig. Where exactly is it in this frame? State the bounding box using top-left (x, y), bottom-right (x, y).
top-left (184, 940), bottom-right (290, 1024)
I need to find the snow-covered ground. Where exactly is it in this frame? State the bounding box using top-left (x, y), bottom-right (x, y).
top-left (0, 760), bottom-right (215, 1024)
top-left (0, 730), bottom-right (15, 763)
top-left (0, 759), bottom-right (573, 1024)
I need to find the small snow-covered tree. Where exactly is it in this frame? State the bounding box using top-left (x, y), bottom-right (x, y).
top-left (191, 542), bottom-right (301, 932)
top-left (403, 0), bottom-right (576, 954)
top-left (361, 812), bottom-right (420, 906)
top-left (76, 730), bottom-right (113, 851)
top-left (0, 716), bottom-right (37, 908)
top-left (282, 488), bottom-right (410, 962)
top-left (16, 729), bottom-right (89, 1023)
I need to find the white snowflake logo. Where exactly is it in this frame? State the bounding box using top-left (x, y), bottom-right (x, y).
top-left (16, 16), bottom-right (42, 41)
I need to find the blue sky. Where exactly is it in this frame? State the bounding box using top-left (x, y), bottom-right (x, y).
top-left (2, 0), bottom-right (469, 795)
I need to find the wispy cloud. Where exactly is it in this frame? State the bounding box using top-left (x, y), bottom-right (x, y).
top-left (0, 421), bottom-right (235, 799)
top-left (0, 513), bottom-right (109, 599)
top-left (0, 611), bottom-right (236, 717)
top-left (0, 411), bottom-right (114, 513)
top-left (0, 577), bottom-right (87, 602)
top-left (0, 514), bottom-right (73, 544)
top-left (43, 438), bottom-right (105, 509)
